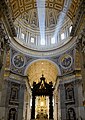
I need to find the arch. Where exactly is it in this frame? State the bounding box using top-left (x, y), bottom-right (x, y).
top-left (24, 59), bottom-right (61, 76)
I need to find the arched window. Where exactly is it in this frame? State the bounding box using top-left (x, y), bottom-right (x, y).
top-left (61, 32), bottom-right (65, 40)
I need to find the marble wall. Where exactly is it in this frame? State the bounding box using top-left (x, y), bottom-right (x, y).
top-left (58, 77), bottom-right (85, 120)
top-left (0, 77), bottom-right (26, 120)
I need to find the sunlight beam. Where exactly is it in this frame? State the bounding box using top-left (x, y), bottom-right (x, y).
top-left (53, 0), bottom-right (72, 40)
top-left (36, 0), bottom-right (45, 45)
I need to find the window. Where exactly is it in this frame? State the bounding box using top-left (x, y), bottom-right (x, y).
top-left (21, 33), bottom-right (25, 39)
top-left (61, 33), bottom-right (65, 40)
top-left (31, 37), bottom-right (35, 43)
top-left (15, 27), bottom-right (18, 37)
top-left (69, 26), bottom-right (72, 33)
top-left (15, 27), bottom-right (18, 33)
top-left (51, 37), bottom-right (55, 44)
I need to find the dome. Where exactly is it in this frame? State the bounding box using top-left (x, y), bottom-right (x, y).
top-left (9, 0), bottom-right (80, 57)
top-left (14, 8), bottom-right (72, 49)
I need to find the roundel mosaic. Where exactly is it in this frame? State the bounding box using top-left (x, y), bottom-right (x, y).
top-left (60, 54), bottom-right (73, 69)
top-left (12, 54), bottom-right (25, 68)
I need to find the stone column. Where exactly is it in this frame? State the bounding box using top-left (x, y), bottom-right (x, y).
top-left (59, 83), bottom-right (66, 120)
top-left (0, 42), bottom-right (8, 119)
top-left (27, 93), bottom-right (31, 120)
top-left (31, 95), bottom-right (35, 119)
top-left (18, 83), bottom-right (26, 120)
top-left (57, 85), bottom-right (61, 120)
top-left (76, 30), bottom-right (85, 98)
top-left (23, 88), bottom-right (27, 120)
top-left (53, 93), bottom-right (58, 120)
top-left (49, 94), bottom-right (53, 120)
top-left (0, 79), bottom-right (11, 120)
top-left (23, 89), bottom-right (31, 120)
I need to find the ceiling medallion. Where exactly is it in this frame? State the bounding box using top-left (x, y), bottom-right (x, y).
top-left (60, 54), bottom-right (73, 69)
top-left (13, 54), bottom-right (25, 68)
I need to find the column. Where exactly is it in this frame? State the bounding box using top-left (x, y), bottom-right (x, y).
top-left (0, 38), bottom-right (10, 120)
top-left (31, 95), bottom-right (35, 119)
top-left (76, 30), bottom-right (85, 98)
top-left (53, 93), bottom-right (58, 120)
top-left (59, 83), bottom-right (66, 120)
top-left (18, 83), bottom-right (26, 120)
top-left (23, 88), bottom-right (28, 120)
top-left (57, 85), bottom-right (61, 120)
top-left (27, 94), bottom-right (31, 120)
top-left (25, 77), bottom-right (32, 120)
top-left (0, 79), bottom-right (11, 120)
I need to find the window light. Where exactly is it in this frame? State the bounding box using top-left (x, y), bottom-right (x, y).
top-left (41, 39), bottom-right (45, 45)
top-left (61, 33), bottom-right (65, 40)
top-left (31, 37), bottom-right (35, 43)
top-left (21, 33), bottom-right (25, 39)
top-left (51, 37), bottom-right (55, 44)
top-left (69, 26), bottom-right (72, 33)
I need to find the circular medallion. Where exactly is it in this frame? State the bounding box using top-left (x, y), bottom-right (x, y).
top-left (60, 54), bottom-right (73, 69)
top-left (13, 54), bottom-right (25, 68)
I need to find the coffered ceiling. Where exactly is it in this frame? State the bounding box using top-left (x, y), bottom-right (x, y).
top-left (26, 60), bottom-right (58, 86)
top-left (7, 0), bottom-right (80, 21)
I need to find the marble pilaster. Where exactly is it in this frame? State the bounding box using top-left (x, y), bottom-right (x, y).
top-left (18, 83), bottom-right (26, 120)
